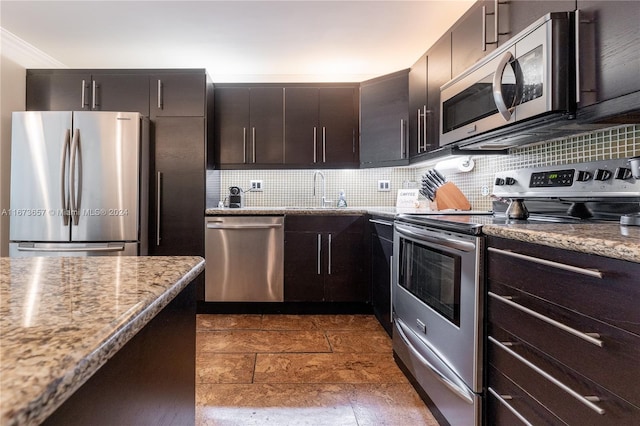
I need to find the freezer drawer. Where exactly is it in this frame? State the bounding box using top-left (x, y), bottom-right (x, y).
top-left (205, 216), bottom-right (284, 302)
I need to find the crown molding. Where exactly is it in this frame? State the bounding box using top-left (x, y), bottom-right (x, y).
top-left (1, 27), bottom-right (67, 68)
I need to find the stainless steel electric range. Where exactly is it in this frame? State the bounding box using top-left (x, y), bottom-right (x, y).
top-left (392, 157), bottom-right (639, 426)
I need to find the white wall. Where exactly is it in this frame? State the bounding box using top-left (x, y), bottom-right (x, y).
top-left (0, 28), bottom-right (66, 256)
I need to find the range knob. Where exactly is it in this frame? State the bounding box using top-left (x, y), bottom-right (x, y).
top-left (576, 171), bottom-right (592, 182)
top-left (494, 177), bottom-right (505, 186)
top-left (594, 169), bottom-right (612, 181)
top-left (505, 177), bottom-right (517, 185)
top-left (614, 167), bottom-right (633, 180)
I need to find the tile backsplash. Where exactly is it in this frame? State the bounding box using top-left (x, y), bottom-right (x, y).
top-left (209, 124), bottom-right (639, 210)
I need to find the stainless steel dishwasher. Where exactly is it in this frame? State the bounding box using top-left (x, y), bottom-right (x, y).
top-left (204, 216), bottom-right (284, 302)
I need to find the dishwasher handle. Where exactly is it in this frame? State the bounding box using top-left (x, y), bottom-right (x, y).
top-left (206, 223), bottom-right (283, 230)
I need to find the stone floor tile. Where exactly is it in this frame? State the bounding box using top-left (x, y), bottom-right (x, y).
top-left (197, 330), bottom-right (331, 353)
top-left (196, 353), bottom-right (256, 384)
top-left (326, 330), bottom-right (393, 353)
top-left (196, 314), bottom-right (262, 330)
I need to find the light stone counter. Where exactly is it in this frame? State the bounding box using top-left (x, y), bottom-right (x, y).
top-left (0, 256), bottom-right (205, 426)
top-left (204, 206), bottom-right (423, 219)
top-left (483, 223), bottom-right (640, 263)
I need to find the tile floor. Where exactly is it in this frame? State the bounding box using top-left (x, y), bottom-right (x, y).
top-left (195, 314), bottom-right (439, 425)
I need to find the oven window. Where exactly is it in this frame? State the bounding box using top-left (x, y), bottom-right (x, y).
top-left (398, 238), bottom-right (461, 327)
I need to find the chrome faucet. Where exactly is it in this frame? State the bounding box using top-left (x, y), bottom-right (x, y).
top-left (312, 171), bottom-right (331, 207)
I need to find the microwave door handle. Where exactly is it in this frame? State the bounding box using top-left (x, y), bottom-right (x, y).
top-left (492, 51), bottom-right (514, 121)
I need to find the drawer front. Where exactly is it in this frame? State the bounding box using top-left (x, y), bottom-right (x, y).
top-left (487, 237), bottom-right (640, 336)
top-left (489, 280), bottom-right (640, 407)
top-left (488, 331), bottom-right (640, 426)
top-left (285, 215), bottom-right (364, 233)
top-left (488, 366), bottom-right (564, 426)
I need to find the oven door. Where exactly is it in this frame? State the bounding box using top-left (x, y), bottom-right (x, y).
top-left (393, 222), bottom-right (483, 392)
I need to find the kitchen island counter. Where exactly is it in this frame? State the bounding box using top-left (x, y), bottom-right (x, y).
top-left (0, 255), bottom-right (205, 426)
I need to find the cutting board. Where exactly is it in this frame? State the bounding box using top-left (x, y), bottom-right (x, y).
top-left (434, 182), bottom-right (471, 210)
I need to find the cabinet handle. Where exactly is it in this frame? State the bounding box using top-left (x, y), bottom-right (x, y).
top-left (252, 127), bottom-right (256, 163)
top-left (482, 5), bottom-right (487, 51)
top-left (400, 119), bottom-right (405, 158)
top-left (243, 127), bottom-right (247, 164)
top-left (322, 127), bottom-right (327, 163)
top-left (487, 247), bottom-right (603, 279)
top-left (328, 234), bottom-right (332, 275)
top-left (416, 108), bottom-right (422, 153)
top-left (317, 234), bottom-right (322, 275)
top-left (81, 80), bottom-right (87, 109)
top-left (389, 254), bottom-right (394, 322)
top-left (422, 106), bottom-right (428, 152)
top-left (156, 171), bottom-right (162, 246)
top-left (157, 79), bottom-right (163, 109)
top-left (91, 80), bottom-right (98, 109)
top-left (488, 291), bottom-right (604, 347)
top-left (487, 388), bottom-right (533, 426)
top-left (493, 0), bottom-right (499, 46)
top-left (313, 127), bottom-right (317, 163)
top-left (489, 336), bottom-right (605, 415)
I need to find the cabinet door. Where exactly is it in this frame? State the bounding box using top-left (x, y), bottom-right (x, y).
top-left (371, 228), bottom-right (393, 336)
top-left (150, 73), bottom-right (206, 117)
top-left (318, 87), bottom-right (358, 166)
top-left (408, 53), bottom-right (427, 157)
top-left (324, 217), bottom-right (367, 302)
top-left (92, 74), bottom-right (149, 115)
top-left (577, 1), bottom-right (640, 105)
top-left (26, 72), bottom-right (91, 111)
top-left (214, 87), bottom-right (250, 165)
top-left (360, 71), bottom-right (409, 167)
top-left (249, 87), bottom-right (284, 164)
top-left (284, 231), bottom-right (325, 301)
top-left (506, 1), bottom-right (576, 41)
top-left (284, 87), bottom-right (319, 166)
top-left (451, 0), bottom-right (496, 78)
top-left (152, 117), bottom-right (205, 256)
top-left (427, 33), bottom-right (451, 151)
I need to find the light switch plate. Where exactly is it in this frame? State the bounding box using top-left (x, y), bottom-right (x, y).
top-left (250, 180), bottom-right (263, 191)
top-left (378, 180), bottom-right (391, 191)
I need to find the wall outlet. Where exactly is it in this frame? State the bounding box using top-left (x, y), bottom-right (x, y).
top-left (378, 180), bottom-right (391, 191)
top-left (250, 180), bottom-right (263, 191)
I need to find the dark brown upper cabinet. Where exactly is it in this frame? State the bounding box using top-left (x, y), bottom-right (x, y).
top-left (408, 53), bottom-right (428, 158)
top-left (360, 70), bottom-right (409, 168)
top-left (576, 0), bottom-right (640, 119)
top-left (26, 70), bottom-right (149, 116)
top-left (150, 72), bottom-right (207, 118)
top-left (284, 86), bottom-right (359, 168)
top-left (214, 86), bottom-right (284, 167)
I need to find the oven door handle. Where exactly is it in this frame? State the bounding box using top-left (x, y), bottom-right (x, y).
top-left (395, 223), bottom-right (476, 252)
top-left (395, 318), bottom-right (475, 404)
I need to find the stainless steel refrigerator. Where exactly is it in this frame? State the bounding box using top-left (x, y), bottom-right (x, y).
top-left (9, 111), bottom-right (148, 257)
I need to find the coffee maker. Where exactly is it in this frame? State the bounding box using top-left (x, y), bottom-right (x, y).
top-left (228, 186), bottom-right (244, 208)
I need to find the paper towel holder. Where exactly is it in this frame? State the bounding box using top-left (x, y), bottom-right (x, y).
top-left (434, 156), bottom-right (475, 174)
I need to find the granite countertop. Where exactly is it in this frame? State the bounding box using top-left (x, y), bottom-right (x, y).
top-left (0, 256), bottom-right (205, 426)
top-left (483, 223), bottom-right (640, 263)
top-left (204, 206), bottom-right (421, 219)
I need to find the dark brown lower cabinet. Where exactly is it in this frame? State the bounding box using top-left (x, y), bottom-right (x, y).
top-left (43, 277), bottom-right (198, 425)
top-left (284, 215), bottom-right (368, 303)
top-left (486, 236), bottom-right (640, 425)
top-left (369, 217), bottom-right (393, 336)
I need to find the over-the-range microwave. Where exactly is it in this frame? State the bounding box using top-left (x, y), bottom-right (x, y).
top-left (440, 12), bottom-right (578, 150)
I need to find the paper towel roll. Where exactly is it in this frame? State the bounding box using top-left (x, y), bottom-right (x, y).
top-left (434, 157), bottom-right (475, 174)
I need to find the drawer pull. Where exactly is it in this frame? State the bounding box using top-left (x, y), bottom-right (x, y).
top-left (488, 247), bottom-right (603, 278)
top-left (488, 387), bottom-right (533, 426)
top-left (488, 292), bottom-right (604, 347)
top-left (489, 336), bottom-right (606, 415)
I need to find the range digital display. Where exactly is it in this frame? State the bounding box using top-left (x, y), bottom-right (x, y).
top-left (530, 169), bottom-right (575, 187)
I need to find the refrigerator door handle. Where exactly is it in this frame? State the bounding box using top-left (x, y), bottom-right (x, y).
top-left (70, 128), bottom-right (80, 225)
top-left (17, 243), bottom-right (126, 253)
top-left (60, 129), bottom-right (71, 226)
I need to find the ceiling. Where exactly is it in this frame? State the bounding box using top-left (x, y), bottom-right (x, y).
top-left (1, 0), bottom-right (474, 82)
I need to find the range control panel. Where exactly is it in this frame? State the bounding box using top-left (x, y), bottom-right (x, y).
top-left (492, 158), bottom-right (639, 198)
